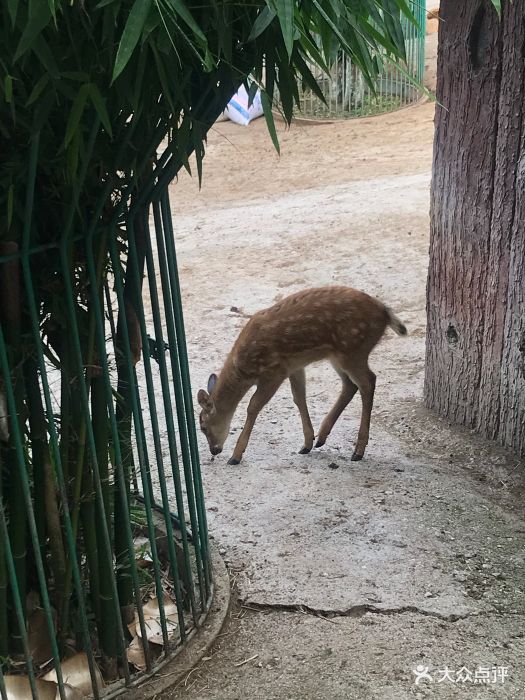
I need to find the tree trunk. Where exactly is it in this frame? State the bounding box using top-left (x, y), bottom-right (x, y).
top-left (425, 0), bottom-right (525, 457)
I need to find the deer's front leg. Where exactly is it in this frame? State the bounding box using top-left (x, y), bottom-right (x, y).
top-left (228, 375), bottom-right (284, 465)
top-left (289, 369), bottom-right (315, 454)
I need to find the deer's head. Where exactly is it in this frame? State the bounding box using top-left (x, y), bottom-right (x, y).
top-left (197, 373), bottom-right (231, 456)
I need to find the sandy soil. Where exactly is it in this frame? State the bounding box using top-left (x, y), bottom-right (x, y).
top-left (153, 97), bottom-right (525, 700)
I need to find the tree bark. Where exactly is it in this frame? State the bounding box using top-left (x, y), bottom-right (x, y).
top-left (426, 0), bottom-right (525, 457)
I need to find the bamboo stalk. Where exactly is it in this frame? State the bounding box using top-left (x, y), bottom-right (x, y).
top-left (80, 463), bottom-right (100, 621)
top-left (24, 358), bottom-right (66, 619)
top-left (23, 361), bottom-right (48, 574)
top-left (114, 213), bottom-right (146, 618)
top-left (0, 243), bottom-right (26, 655)
top-left (0, 449), bottom-right (7, 660)
top-left (91, 373), bottom-right (118, 675)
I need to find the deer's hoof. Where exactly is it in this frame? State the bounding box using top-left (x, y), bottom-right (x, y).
top-left (298, 446), bottom-right (311, 454)
top-left (227, 457), bottom-right (241, 465)
top-left (351, 452), bottom-right (363, 461)
top-left (314, 438), bottom-right (326, 448)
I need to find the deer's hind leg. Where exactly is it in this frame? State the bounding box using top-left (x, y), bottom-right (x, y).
top-left (341, 359), bottom-right (376, 461)
top-left (289, 369), bottom-right (315, 454)
top-left (315, 362), bottom-right (358, 448)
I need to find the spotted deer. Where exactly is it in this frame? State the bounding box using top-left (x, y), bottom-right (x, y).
top-left (197, 286), bottom-right (407, 465)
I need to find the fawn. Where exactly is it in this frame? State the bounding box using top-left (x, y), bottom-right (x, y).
top-left (197, 286), bottom-right (407, 465)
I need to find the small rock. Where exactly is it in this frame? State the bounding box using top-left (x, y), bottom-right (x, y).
top-left (328, 462), bottom-right (339, 470)
top-left (219, 547), bottom-right (226, 556)
top-left (424, 591), bottom-right (434, 598)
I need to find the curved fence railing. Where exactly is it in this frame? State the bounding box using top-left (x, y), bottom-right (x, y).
top-left (0, 138), bottom-right (210, 698)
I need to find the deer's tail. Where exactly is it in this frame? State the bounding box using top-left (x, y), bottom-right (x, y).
top-left (385, 306), bottom-right (407, 336)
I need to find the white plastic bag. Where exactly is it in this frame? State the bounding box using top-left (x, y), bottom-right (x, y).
top-left (224, 85), bottom-right (264, 126)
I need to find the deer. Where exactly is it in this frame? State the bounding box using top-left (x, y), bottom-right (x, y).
top-left (197, 286), bottom-right (407, 465)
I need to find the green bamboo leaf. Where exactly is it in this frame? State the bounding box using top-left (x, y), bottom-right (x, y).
top-left (61, 71), bottom-right (91, 82)
top-left (247, 79), bottom-right (258, 107)
top-left (261, 90), bottom-right (280, 155)
top-left (382, 0), bottom-right (407, 58)
top-left (14, 2), bottom-right (52, 61)
top-left (64, 83), bottom-right (90, 148)
top-left (112, 0), bottom-right (153, 83)
top-left (88, 84), bottom-right (113, 138)
top-left (26, 74), bottom-right (49, 105)
top-left (4, 76), bottom-right (13, 104)
top-left (294, 52), bottom-right (327, 105)
top-left (162, 0), bottom-right (207, 44)
top-left (7, 184), bottom-right (14, 229)
top-left (7, 0), bottom-right (18, 26)
top-left (298, 27), bottom-right (330, 75)
top-left (32, 35), bottom-right (60, 78)
top-left (66, 123), bottom-right (81, 177)
top-left (395, 0), bottom-right (418, 26)
top-left (47, 0), bottom-right (57, 20)
top-left (273, 0), bottom-right (294, 58)
top-left (491, 0), bottom-right (501, 14)
top-left (247, 6), bottom-right (276, 42)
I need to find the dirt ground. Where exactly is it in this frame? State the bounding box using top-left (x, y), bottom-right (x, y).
top-left (157, 28), bottom-right (525, 700)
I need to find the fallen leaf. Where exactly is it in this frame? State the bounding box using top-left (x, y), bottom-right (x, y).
top-left (28, 607), bottom-right (56, 666)
top-left (129, 594), bottom-right (179, 646)
top-left (4, 676), bottom-right (56, 699)
top-left (126, 636), bottom-right (147, 671)
top-left (43, 652), bottom-right (104, 694)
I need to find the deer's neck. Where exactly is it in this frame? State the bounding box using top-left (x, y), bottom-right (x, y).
top-left (212, 357), bottom-right (251, 417)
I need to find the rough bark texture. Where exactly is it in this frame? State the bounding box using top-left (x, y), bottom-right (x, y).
top-left (425, 0), bottom-right (525, 457)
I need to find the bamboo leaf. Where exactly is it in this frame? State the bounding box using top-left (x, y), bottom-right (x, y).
top-left (88, 84), bottom-right (113, 138)
top-left (273, 0), bottom-right (295, 58)
top-left (4, 76), bottom-right (13, 104)
top-left (7, 0), bottom-right (18, 26)
top-left (13, 2), bottom-right (52, 61)
top-left (247, 79), bottom-right (259, 108)
top-left (26, 74), bottom-right (49, 106)
top-left (161, 0), bottom-right (208, 45)
top-left (247, 6), bottom-right (276, 42)
top-left (294, 51), bottom-right (327, 105)
top-left (261, 90), bottom-right (280, 155)
top-left (112, 0), bottom-right (153, 82)
top-left (64, 83), bottom-right (90, 148)
top-left (32, 35), bottom-right (60, 79)
top-left (7, 184), bottom-right (14, 229)
top-left (382, 0), bottom-right (407, 58)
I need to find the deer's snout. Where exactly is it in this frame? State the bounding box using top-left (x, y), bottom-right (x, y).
top-left (210, 445), bottom-right (222, 456)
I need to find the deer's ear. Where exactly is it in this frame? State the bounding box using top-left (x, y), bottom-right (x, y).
top-left (207, 373), bottom-right (218, 394)
top-left (197, 389), bottom-right (213, 410)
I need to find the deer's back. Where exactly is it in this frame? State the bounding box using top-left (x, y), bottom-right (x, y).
top-left (232, 287), bottom-right (388, 377)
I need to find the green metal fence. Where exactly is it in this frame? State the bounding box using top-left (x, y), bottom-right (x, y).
top-left (0, 140), bottom-right (210, 698)
top-left (292, 1), bottom-right (426, 119)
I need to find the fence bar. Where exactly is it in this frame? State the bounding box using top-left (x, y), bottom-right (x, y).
top-left (139, 214), bottom-right (199, 624)
top-left (152, 200), bottom-right (207, 607)
top-left (160, 193), bottom-right (211, 590)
